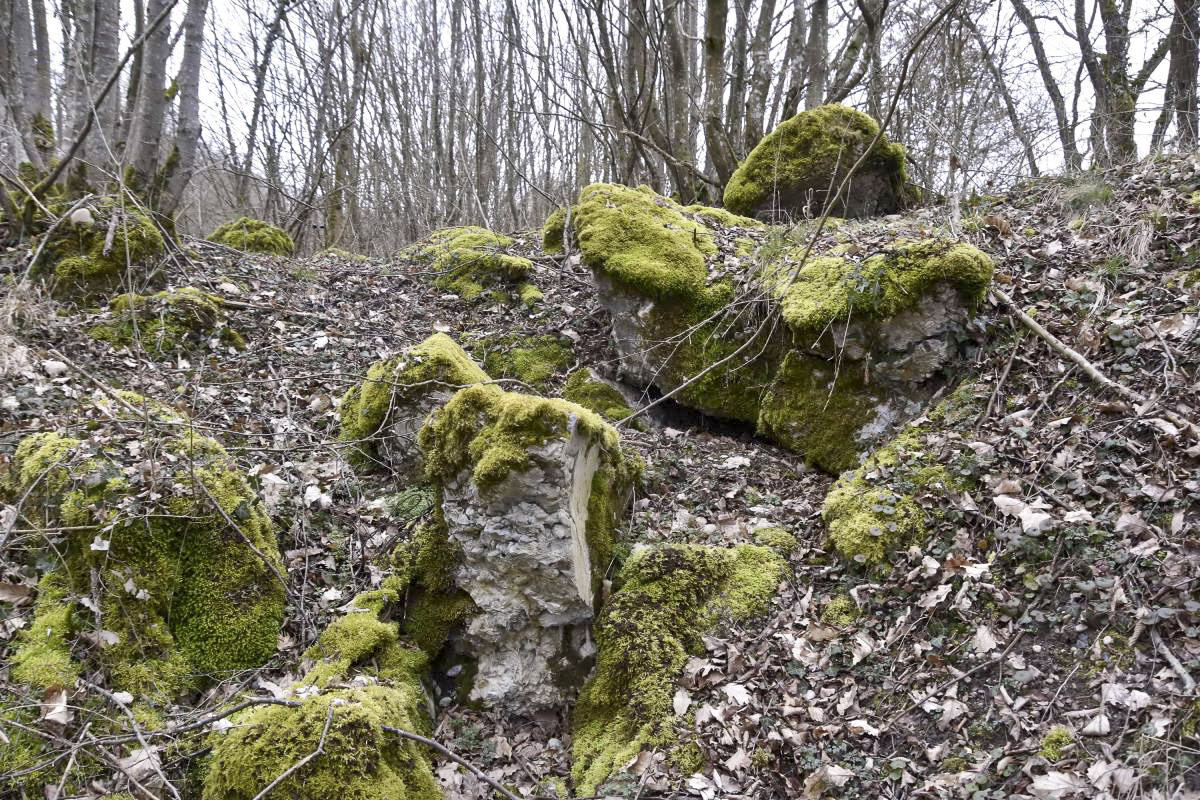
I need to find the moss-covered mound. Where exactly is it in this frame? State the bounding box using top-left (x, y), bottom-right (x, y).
top-left (203, 585), bottom-right (447, 800)
top-left (723, 104), bottom-right (907, 220)
top-left (767, 238), bottom-right (994, 336)
top-left (575, 182), bottom-right (995, 472)
top-left (207, 216), bottom-right (295, 256)
top-left (562, 368), bottom-right (635, 422)
top-left (89, 287), bottom-right (244, 354)
top-left (822, 383), bottom-right (985, 566)
top-left (542, 207), bottom-right (568, 254)
top-left (32, 200), bottom-right (164, 300)
top-left (339, 333), bottom-right (490, 471)
top-left (3, 397), bottom-right (285, 699)
top-left (571, 543), bottom-right (784, 794)
top-left (471, 333), bottom-right (574, 391)
top-left (412, 225), bottom-right (537, 303)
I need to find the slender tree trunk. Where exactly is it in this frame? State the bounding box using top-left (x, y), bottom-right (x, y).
top-left (964, 16), bottom-right (1039, 176)
top-left (127, 0), bottom-right (172, 186)
top-left (703, 0), bottom-right (736, 183)
top-left (1171, 0), bottom-right (1199, 145)
top-left (237, 0), bottom-right (287, 205)
top-left (744, 0), bottom-right (777, 149)
top-left (162, 0), bottom-right (209, 215)
top-left (1010, 0), bottom-right (1081, 170)
top-left (805, 0), bottom-right (829, 108)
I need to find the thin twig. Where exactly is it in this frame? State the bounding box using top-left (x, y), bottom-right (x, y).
top-left (1150, 626), bottom-right (1197, 692)
top-left (250, 705), bottom-right (336, 800)
top-left (382, 725), bottom-right (523, 800)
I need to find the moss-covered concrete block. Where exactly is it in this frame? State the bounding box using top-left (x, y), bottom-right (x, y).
top-left (338, 333), bottom-right (489, 473)
top-left (419, 384), bottom-right (639, 710)
top-left (208, 216), bottom-right (295, 256)
top-left (411, 225), bottom-right (534, 302)
top-left (204, 588), bottom-right (441, 800)
top-left (3, 396), bottom-right (285, 700)
top-left (723, 104), bottom-right (908, 221)
top-left (89, 287), bottom-right (243, 354)
top-left (571, 543), bottom-right (784, 794)
top-left (821, 383), bottom-right (983, 566)
top-left (576, 181), bottom-right (994, 472)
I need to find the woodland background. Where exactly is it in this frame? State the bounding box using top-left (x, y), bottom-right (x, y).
top-left (0, 0), bottom-right (1197, 251)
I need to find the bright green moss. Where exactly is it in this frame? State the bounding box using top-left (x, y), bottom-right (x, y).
top-left (7, 413), bottom-right (285, 699)
top-left (574, 183), bottom-right (726, 305)
top-left (338, 333), bottom-right (489, 469)
top-left (476, 334), bottom-right (573, 391)
top-left (206, 587), bottom-right (443, 800)
top-left (1039, 726), bottom-right (1074, 761)
top-left (563, 368), bottom-right (634, 421)
top-left (767, 238), bottom-right (994, 336)
top-left (682, 204), bottom-right (763, 228)
top-left (89, 287), bottom-right (241, 354)
top-left (203, 685), bottom-right (440, 800)
top-left (820, 594), bottom-right (860, 627)
top-left (208, 216), bottom-right (294, 256)
top-left (518, 282), bottom-right (544, 307)
top-left (752, 526), bottom-right (798, 554)
top-left (723, 104), bottom-right (907, 219)
top-left (821, 387), bottom-right (981, 565)
top-left (571, 543), bottom-right (783, 794)
top-left (414, 226), bottom-right (532, 300)
top-left (419, 383), bottom-right (621, 492)
top-left (757, 351), bottom-right (878, 473)
top-left (542, 207), bottom-right (568, 254)
top-left (9, 574), bottom-right (78, 689)
top-left (34, 201), bottom-right (164, 300)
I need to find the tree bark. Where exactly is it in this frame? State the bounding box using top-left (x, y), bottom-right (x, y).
top-left (162, 0), bottom-right (209, 215)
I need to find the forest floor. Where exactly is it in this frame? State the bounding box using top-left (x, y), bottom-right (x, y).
top-left (2, 153), bottom-right (1200, 799)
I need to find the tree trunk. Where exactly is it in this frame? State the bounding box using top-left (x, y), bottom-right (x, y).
top-left (1171, 0), bottom-right (1199, 145)
top-left (162, 0), bottom-right (209, 215)
top-left (805, 0), bottom-right (829, 109)
top-left (703, 0), bottom-right (736, 184)
top-left (127, 0), bottom-right (173, 187)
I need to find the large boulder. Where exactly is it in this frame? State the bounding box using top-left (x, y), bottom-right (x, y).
top-left (419, 384), bottom-right (639, 711)
top-left (723, 104), bottom-right (908, 221)
top-left (3, 393), bottom-right (285, 700)
top-left (207, 216), bottom-right (295, 256)
top-left (338, 333), bottom-right (489, 472)
top-left (573, 182), bottom-right (993, 472)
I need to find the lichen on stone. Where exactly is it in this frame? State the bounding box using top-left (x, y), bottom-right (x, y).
top-left (412, 226), bottom-right (532, 301)
top-left (89, 286), bottom-right (242, 354)
top-left (723, 104), bottom-right (907, 220)
top-left (571, 543), bottom-right (784, 794)
top-left (338, 333), bottom-right (489, 470)
top-left (207, 216), bottom-right (295, 256)
top-left (3, 401), bottom-right (285, 700)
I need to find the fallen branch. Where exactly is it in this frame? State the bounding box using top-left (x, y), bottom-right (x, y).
top-left (1150, 627), bottom-right (1196, 693)
top-left (382, 725), bottom-right (522, 800)
top-left (992, 288), bottom-right (1200, 441)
